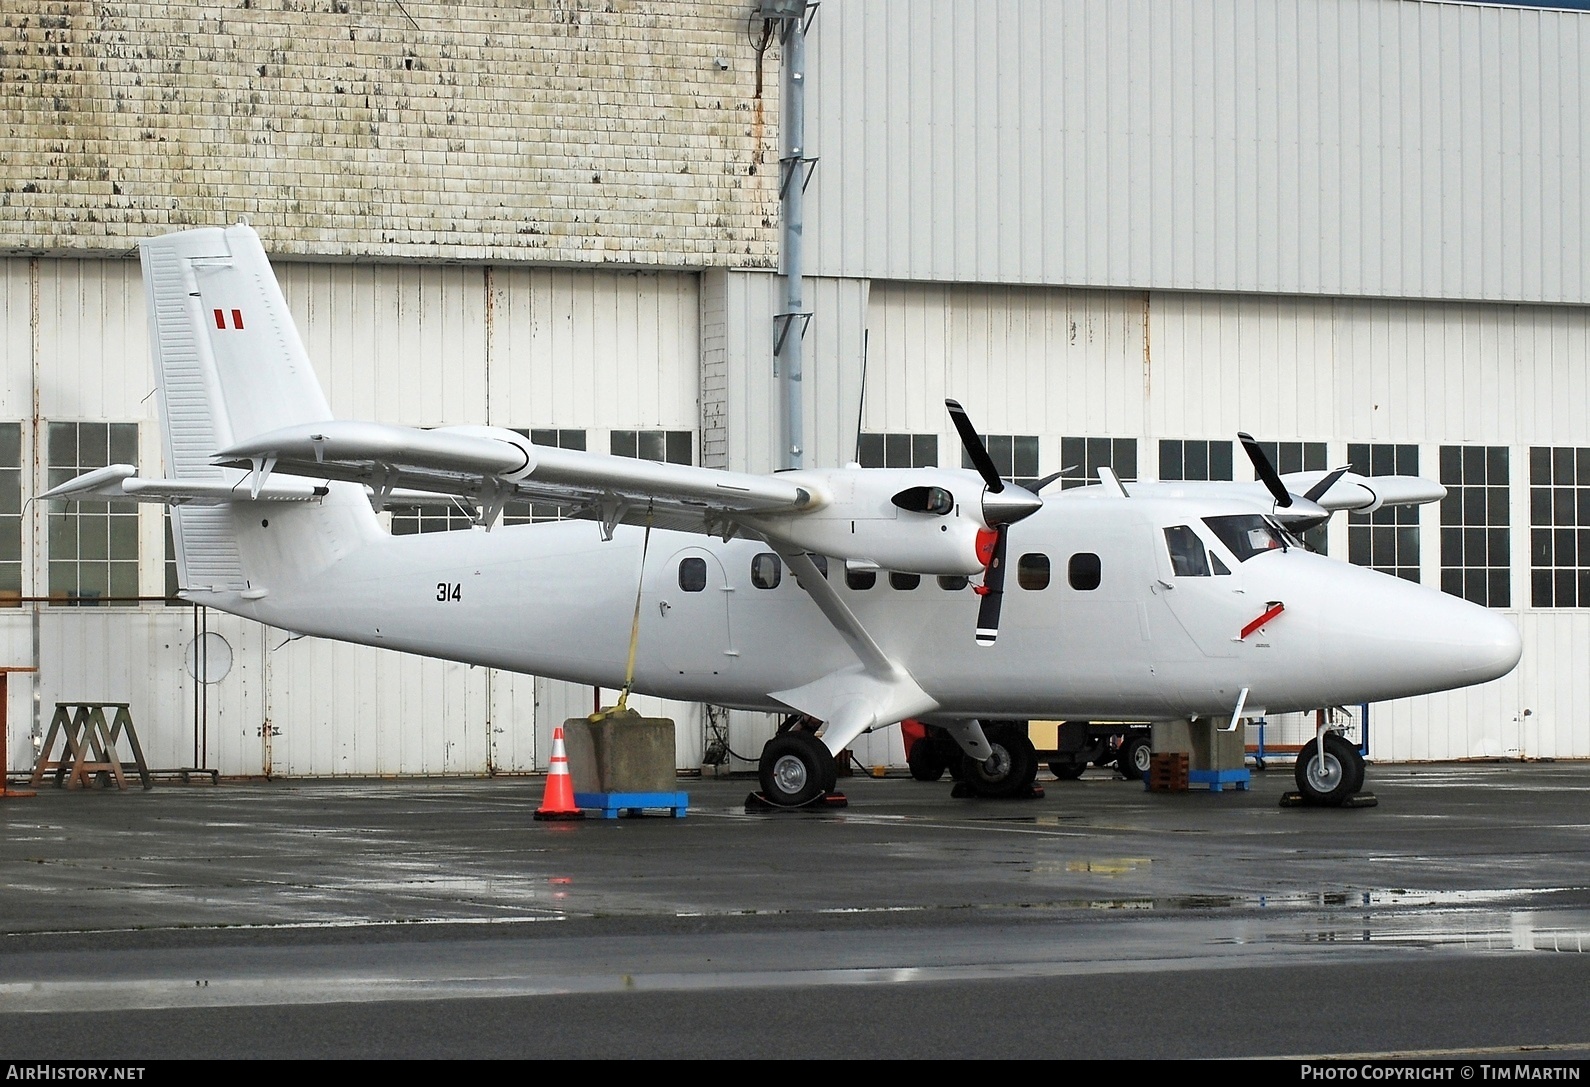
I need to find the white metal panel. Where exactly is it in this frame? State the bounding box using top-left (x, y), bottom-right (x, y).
top-left (279, 263), bottom-right (489, 426)
top-left (263, 640), bottom-right (490, 777)
top-left (33, 258), bottom-right (150, 420)
top-left (31, 609), bottom-right (267, 778)
top-left (865, 281), bottom-right (1147, 456)
top-left (804, 0), bottom-right (1590, 304)
top-left (716, 269), bottom-right (781, 475)
top-left (711, 269), bottom-right (872, 475)
top-left (487, 669), bottom-right (540, 773)
top-left (486, 267), bottom-right (699, 432)
top-left (0, 614), bottom-right (36, 776)
top-left (0, 261), bottom-right (31, 421)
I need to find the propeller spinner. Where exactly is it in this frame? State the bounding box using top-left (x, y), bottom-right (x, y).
top-left (946, 400), bottom-right (1045, 646)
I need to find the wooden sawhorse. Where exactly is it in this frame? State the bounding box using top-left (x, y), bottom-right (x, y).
top-left (30, 703), bottom-right (152, 791)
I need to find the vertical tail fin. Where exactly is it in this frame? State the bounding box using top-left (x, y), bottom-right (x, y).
top-left (143, 225), bottom-right (375, 595)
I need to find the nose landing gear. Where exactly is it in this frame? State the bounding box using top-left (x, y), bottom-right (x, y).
top-left (1292, 731), bottom-right (1368, 806)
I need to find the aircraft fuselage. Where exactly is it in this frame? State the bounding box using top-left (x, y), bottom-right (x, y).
top-left (203, 485), bottom-right (1523, 725)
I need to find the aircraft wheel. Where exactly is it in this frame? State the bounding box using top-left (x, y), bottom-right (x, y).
top-left (961, 726), bottom-right (1038, 798)
top-left (1047, 760), bottom-right (1085, 780)
top-left (907, 737), bottom-right (947, 782)
top-left (1118, 735), bottom-right (1153, 781)
top-left (1295, 733), bottom-right (1364, 805)
top-left (758, 731), bottom-right (836, 807)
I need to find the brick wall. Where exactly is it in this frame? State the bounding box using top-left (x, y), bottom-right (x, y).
top-left (0, 1), bottom-right (781, 266)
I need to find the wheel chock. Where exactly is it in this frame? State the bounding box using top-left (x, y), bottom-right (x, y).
top-left (1280, 791), bottom-right (1379, 808)
top-left (744, 790), bottom-right (848, 813)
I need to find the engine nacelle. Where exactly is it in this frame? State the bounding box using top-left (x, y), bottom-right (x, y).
top-left (430, 425), bottom-right (538, 481)
top-left (744, 467), bottom-right (990, 575)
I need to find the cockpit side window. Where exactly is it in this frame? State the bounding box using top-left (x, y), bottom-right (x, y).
top-left (1203, 514), bottom-right (1288, 562)
top-left (1163, 525), bottom-right (1212, 576)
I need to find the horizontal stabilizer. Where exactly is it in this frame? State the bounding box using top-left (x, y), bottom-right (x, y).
top-left (42, 464), bottom-right (328, 505)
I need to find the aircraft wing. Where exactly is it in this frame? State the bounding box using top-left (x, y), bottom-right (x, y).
top-left (215, 420), bottom-right (823, 534)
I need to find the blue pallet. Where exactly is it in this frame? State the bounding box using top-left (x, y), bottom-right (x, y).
top-left (1186, 768), bottom-right (1251, 792)
top-left (574, 791), bottom-right (689, 819)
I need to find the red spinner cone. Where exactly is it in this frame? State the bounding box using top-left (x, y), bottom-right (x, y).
top-left (534, 725), bottom-right (585, 821)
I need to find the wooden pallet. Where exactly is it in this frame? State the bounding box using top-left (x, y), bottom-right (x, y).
top-left (1146, 752), bottom-right (1189, 792)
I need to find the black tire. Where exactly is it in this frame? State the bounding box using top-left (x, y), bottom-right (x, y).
top-left (1047, 760), bottom-right (1086, 780)
top-left (1295, 733), bottom-right (1364, 804)
top-left (961, 725), bottom-right (1039, 798)
top-left (907, 737), bottom-right (947, 782)
top-left (758, 731), bottom-right (836, 807)
top-left (1118, 735), bottom-right (1153, 781)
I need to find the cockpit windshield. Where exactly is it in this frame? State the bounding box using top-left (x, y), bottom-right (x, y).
top-left (1203, 514), bottom-right (1289, 562)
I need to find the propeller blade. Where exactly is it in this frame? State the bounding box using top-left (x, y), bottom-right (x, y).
top-left (946, 399), bottom-right (1005, 494)
top-left (975, 524), bottom-right (1008, 646)
top-left (1238, 432), bottom-right (1293, 508)
top-left (1303, 465), bottom-right (1352, 504)
top-left (1026, 469), bottom-right (1065, 494)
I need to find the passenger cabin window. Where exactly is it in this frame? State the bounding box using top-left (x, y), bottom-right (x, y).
top-left (751, 553), bottom-right (782, 589)
top-left (846, 566), bottom-right (877, 590)
top-left (889, 572), bottom-right (921, 590)
top-left (938, 575), bottom-right (968, 590)
top-left (1069, 553), bottom-right (1101, 590)
top-left (1203, 515), bottom-right (1288, 562)
top-left (1017, 553), bottom-right (1050, 590)
top-left (678, 557), bottom-right (707, 592)
top-left (1163, 525), bottom-right (1211, 577)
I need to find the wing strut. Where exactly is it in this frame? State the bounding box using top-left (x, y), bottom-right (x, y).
top-left (768, 547), bottom-right (938, 754)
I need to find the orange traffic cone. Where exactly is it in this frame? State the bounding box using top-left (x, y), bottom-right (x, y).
top-left (534, 725), bottom-right (585, 821)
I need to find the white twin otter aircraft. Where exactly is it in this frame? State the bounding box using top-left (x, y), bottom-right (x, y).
top-left (48, 226), bottom-right (1522, 808)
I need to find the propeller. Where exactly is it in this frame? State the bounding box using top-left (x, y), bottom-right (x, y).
top-left (1238, 432), bottom-right (1337, 531)
top-left (946, 400), bottom-right (1044, 646)
top-left (1238, 432), bottom-right (1293, 508)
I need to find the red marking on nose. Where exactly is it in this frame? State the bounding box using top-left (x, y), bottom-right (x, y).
top-left (1240, 602), bottom-right (1286, 640)
top-left (213, 309), bottom-right (225, 329)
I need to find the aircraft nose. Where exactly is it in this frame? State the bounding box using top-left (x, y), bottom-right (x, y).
top-left (1454, 605), bottom-right (1523, 683)
top-left (1300, 564), bottom-right (1524, 703)
top-left (1398, 589), bottom-right (1522, 690)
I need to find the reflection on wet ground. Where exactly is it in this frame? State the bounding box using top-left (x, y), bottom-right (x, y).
top-left (1, 762), bottom-right (1588, 1056)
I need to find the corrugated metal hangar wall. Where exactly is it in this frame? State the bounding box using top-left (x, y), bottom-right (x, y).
top-left (2, 0), bottom-right (1587, 776)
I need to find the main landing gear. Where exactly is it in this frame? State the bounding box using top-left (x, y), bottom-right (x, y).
top-left (905, 721), bottom-right (1040, 798)
top-left (1294, 732), bottom-right (1367, 805)
top-left (754, 717), bottom-right (840, 809)
top-left (956, 721), bottom-right (1040, 798)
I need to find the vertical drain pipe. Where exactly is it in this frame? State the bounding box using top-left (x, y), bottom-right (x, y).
top-left (766, 1), bottom-right (813, 470)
